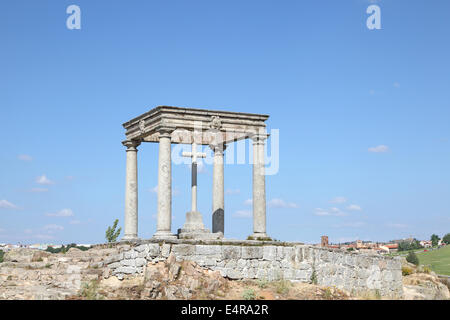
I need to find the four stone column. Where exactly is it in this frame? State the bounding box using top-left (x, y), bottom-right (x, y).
top-left (123, 128), bottom-right (269, 241)
top-left (210, 143), bottom-right (226, 234)
top-left (122, 140), bottom-right (140, 241)
top-left (251, 134), bottom-right (269, 240)
top-left (153, 128), bottom-right (177, 239)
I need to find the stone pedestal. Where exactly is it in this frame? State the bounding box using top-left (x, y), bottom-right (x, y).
top-left (178, 211), bottom-right (223, 240)
top-left (178, 229), bottom-right (223, 240)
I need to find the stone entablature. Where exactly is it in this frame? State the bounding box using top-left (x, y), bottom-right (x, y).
top-left (98, 240), bottom-right (404, 298)
top-left (122, 106), bottom-right (269, 145)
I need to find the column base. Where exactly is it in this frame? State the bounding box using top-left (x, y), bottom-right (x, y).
top-left (248, 233), bottom-right (272, 241)
top-left (153, 231), bottom-right (178, 240)
top-left (121, 235), bottom-right (140, 242)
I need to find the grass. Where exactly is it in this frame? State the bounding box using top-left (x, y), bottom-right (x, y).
top-left (323, 287), bottom-right (333, 300)
top-left (80, 280), bottom-right (104, 300)
top-left (359, 289), bottom-right (382, 300)
top-left (416, 245), bottom-right (450, 276)
top-left (274, 280), bottom-right (291, 295)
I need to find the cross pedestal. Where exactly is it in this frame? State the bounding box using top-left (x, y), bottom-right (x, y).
top-left (178, 141), bottom-right (223, 240)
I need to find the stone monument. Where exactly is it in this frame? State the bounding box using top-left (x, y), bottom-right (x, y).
top-left (121, 106), bottom-right (271, 241)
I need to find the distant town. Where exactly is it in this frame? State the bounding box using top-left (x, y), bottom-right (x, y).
top-left (0, 243), bottom-right (92, 252)
top-left (317, 235), bottom-right (448, 255)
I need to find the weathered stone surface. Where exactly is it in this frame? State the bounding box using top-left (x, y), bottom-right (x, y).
top-left (148, 244), bottom-right (160, 257)
top-left (172, 244), bottom-right (195, 257)
top-left (135, 258), bottom-right (147, 267)
top-left (195, 245), bottom-right (221, 256)
top-left (241, 246), bottom-right (263, 259)
top-left (222, 246), bottom-right (241, 260)
top-left (263, 246), bottom-right (277, 261)
top-left (161, 244), bottom-right (171, 258)
top-left (4, 249), bottom-right (36, 263)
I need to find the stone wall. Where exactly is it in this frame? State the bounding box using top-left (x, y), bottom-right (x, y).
top-left (98, 240), bottom-right (403, 298)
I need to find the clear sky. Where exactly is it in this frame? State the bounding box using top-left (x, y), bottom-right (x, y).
top-left (1, 0), bottom-right (449, 245)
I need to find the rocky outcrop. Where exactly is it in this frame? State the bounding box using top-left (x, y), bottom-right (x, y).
top-left (0, 247), bottom-right (106, 299)
top-left (96, 253), bottom-right (229, 300)
top-left (0, 241), bottom-right (410, 300)
top-left (403, 273), bottom-right (450, 300)
top-left (99, 240), bottom-right (404, 298)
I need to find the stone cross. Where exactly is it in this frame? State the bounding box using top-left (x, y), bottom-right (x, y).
top-left (182, 141), bottom-right (206, 212)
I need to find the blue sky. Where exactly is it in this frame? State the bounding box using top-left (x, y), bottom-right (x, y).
top-left (1, 0), bottom-right (449, 245)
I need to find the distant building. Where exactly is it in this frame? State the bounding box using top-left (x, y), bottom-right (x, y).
top-left (29, 244), bottom-right (50, 250)
top-left (321, 236), bottom-right (329, 247)
top-left (379, 246), bottom-right (390, 253)
top-left (420, 240), bottom-right (432, 248)
top-left (356, 240), bottom-right (363, 249)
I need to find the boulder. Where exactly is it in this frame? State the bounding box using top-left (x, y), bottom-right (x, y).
top-left (403, 273), bottom-right (450, 300)
top-left (4, 249), bottom-right (36, 263)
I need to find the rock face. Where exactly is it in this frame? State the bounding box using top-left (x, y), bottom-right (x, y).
top-left (98, 253), bottom-right (229, 300)
top-left (403, 273), bottom-right (450, 300)
top-left (100, 240), bottom-right (404, 298)
top-left (0, 247), bottom-right (105, 300)
top-left (0, 240), bottom-right (407, 299)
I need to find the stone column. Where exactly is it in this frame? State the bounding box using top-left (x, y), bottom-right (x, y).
top-left (153, 128), bottom-right (177, 239)
top-left (251, 134), bottom-right (269, 240)
top-left (122, 140), bottom-right (140, 241)
top-left (210, 143), bottom-right (226, 234)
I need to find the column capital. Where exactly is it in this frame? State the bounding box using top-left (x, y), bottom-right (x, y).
top-left (209, 143), bottom-right (227, 154)
top-left (250, 133), bottom-right (269, 144)
top-left (122, 139), bottom-right (141, 150)
top-left (156, 125), bottom-right (176, 139)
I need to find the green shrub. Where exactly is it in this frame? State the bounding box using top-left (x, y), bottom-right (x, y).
top-left (398, 239), bottom-right (423, 252)
top-left (402, 266), bottom-right (413, 276)
top-left (242, 288), bottom-right (256, 300)
top-left (431, 234), bottom-right (440, 247)
top-left (406, 251), bottom-right (419, 266)
top-left (105, 219), bottom-right (122, 243)
top-left (45, 244), bottom-right (89, 254)
top-left (257, 278), bottom-right (268, 289)
top-left (80, 280), bottom-right (103, 300)
top-left (0, 250), bottom-right (4, 263)
top-left (442, 233), bottom-right (450, 245)
top-left (310, 270), bottom-right (318, 285)
top-left (323, 287), bottom-right (333, 299)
